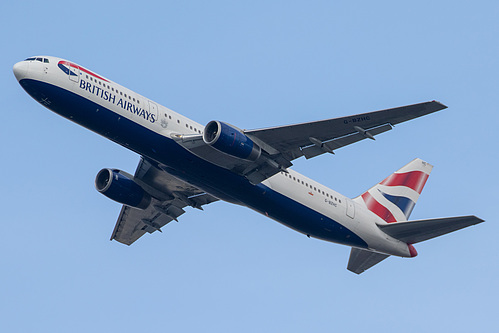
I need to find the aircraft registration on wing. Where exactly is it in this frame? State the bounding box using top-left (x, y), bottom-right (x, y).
top-left (13, 56), bottom-right (484, 274)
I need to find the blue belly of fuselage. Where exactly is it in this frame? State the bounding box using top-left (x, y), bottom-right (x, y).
top-left (19, 78), bottom-right (368, 248)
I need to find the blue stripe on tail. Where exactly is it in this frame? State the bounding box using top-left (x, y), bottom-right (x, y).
top-left (378, 190), bottom-right (416, 219)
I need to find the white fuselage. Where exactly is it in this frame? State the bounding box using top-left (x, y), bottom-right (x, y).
top-left (13, 56), bottom-right (413, 258)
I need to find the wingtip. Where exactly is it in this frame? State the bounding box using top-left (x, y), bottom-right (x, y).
top-left (430, 100), bottom-right (448, 110)
top-left (471, 215), bottom-right (486, 224)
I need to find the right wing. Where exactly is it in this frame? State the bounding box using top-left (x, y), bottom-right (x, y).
top-left (110, 158), bottom-right (219, 245)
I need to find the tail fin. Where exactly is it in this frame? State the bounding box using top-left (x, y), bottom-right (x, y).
top-left (353, 158), bottom-right (433, 223)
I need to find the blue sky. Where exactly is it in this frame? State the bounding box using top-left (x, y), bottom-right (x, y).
top-left (1, 1), bottom-right (497, 332)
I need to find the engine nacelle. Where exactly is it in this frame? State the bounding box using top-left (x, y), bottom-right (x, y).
top-left (95, 168), bottom-right (151, 210)
top-left (203, 121), bottom-right (261, 161)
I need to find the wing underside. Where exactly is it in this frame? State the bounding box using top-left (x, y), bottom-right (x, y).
top-left (110, 158), bottom-right (218, 245)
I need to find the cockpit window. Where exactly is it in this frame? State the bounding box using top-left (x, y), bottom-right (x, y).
top-left (24, 57), bottom-right (49, 63)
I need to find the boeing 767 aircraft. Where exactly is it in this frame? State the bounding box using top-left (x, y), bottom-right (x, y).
top-left (13, 56), bottom-right (483, 274)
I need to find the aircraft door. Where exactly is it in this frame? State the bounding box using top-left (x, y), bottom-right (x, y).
top-left (69, 63), bottom-right (79, 82)
top-left (148, 101), bottom-right (160, 126)
top-left (346, 199), bottom-right (355, 219)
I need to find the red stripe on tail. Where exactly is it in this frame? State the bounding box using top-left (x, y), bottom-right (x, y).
top-left (380, 171), bottom-right (429, 194)
top-left (361, 192), bottom-right (397, 223)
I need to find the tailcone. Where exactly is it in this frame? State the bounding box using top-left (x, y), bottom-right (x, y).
top-left (408, 244), bottom-right (418, 257)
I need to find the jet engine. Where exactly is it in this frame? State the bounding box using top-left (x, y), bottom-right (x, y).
top-left (203, 121), bottom-right (261, 161)
top-left (95, 168), bottom-right (151, 209)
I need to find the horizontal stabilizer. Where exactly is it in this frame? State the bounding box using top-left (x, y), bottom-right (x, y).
top-left (347, 248), bottom-right (390, 274)
top-left (378, 215), bottom-right (484, 244)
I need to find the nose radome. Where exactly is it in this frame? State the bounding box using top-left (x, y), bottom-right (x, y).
top-left (13, 61), bottom-right (28, 81)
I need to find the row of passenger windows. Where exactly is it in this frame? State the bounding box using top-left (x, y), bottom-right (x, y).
top-left (282, 172), bottom-right (342, 203)
top-left (85, 74), bottom-right (140, 104)
top-left (163, 112), bottom-right (203, 134)
top-left (185, 122), bottom-right (202, 134)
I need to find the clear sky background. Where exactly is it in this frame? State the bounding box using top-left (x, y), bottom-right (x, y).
top-left (1, 1), bottom-right (497, 332)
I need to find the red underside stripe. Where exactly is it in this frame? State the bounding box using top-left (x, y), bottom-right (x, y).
top-left (361, 192), bottom-right (397, 223)
top-left (380, 171), bottom-right (429, 194)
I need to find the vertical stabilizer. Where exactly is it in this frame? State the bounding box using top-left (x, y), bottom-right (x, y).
top-left (354, 158), bottom-right (433, 223)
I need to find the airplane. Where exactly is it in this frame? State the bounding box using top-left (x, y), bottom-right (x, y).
top-left (13, 56), bottom-right (484, 274)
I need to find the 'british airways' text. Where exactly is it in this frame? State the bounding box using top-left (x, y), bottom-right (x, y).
top-left (79, 79), bottom-right (156, 123)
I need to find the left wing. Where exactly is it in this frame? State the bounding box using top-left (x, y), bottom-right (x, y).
top-left (177, 101), bottom-right (447, 185)
top-left (246, 101), bottom-right (447, 161)
top-left (110, 158), bottom-right (218, 245)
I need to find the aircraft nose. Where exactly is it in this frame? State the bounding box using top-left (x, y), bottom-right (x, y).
top-left (13, 61), bottom-right (28, 81)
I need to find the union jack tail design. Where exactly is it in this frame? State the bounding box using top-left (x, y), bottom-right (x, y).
top-left (354, 158), bottom-right (433, 223)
